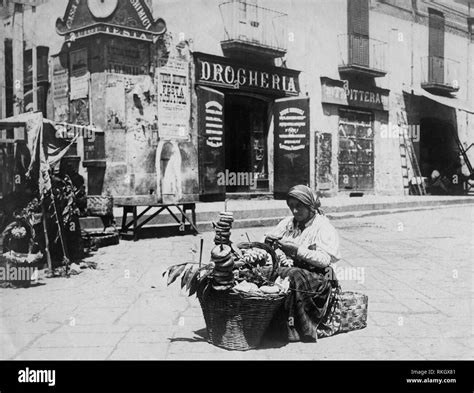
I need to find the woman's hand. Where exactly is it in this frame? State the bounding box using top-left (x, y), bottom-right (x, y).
top-left (277, 240), bottom-right (299, 258)
top-left (264, 234), bottom-right (282, 246)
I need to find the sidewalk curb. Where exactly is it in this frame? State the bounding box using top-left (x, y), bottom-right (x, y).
top-left (79, 198), bottom-right (474, 232)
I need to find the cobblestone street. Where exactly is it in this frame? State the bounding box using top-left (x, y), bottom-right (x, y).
top-left (1, 205), bottom-right (472, 360)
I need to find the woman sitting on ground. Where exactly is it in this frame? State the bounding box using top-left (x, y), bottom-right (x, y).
top-left (265, 184), bottom-right (342, 342)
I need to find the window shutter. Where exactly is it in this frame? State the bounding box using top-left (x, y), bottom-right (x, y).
top-left (348, 0), bottom-right (369, 37)
top-left (429, 9), bottom-right (444, 58)
top-left (348, 0), bottom-right (369, 67)
top-left (428, 9), bottom-right (445, 84)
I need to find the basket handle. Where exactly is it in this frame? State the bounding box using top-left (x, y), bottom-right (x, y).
top-left (235, 242), bottom-right (279, 277)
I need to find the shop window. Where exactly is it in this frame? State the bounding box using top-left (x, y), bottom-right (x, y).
top-left (338, 109), bottom-right (374, 191)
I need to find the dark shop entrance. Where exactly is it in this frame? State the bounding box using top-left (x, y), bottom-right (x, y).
top-left (420, 118), bottom-right (461, 194)
top-left (224, 94), bottom-right (269, 193)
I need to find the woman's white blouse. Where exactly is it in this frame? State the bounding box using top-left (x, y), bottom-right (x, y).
top-left (266, 214), bottom-right (341, 267)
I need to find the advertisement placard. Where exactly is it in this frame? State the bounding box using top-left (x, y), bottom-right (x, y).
top-left (157, 58), bottom-right (190, 139)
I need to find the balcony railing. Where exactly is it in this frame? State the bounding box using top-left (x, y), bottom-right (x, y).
top-left (421, 56), bottom-right (460, 94)
top-left (338, 34), bottom-right (387, 77)
top-left (219, 0), bottom-right (287, 59)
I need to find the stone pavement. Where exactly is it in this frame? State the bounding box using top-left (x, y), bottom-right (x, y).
top-left (0, 205), bottom-right (472, 360)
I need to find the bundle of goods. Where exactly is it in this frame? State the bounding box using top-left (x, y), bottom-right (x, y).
top-left (210, 244), bottom-right (235, 290)
top-left (213, 212), bottom-right (234, 246)
top-left (238, 247), bottom-right (272, 267)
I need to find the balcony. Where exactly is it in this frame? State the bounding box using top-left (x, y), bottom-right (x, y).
top-left (338, 34), bottom-right (387, 78)
top-left (219, 0), bottom-right (287, 62)
top-left (421, 56), bottom-right (460, 95)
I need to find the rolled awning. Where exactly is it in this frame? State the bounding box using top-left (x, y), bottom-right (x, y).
top-left (402, 87), bottom-right (474, 114)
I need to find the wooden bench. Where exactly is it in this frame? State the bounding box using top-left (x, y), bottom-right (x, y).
top-left (117, 202), bottom-right (198, 241)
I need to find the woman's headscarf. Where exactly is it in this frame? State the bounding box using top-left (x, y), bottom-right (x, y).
top-left (287, 185), bottom-right (323, 215)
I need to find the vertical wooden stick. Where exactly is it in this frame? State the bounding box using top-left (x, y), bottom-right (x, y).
top-left (50, 192), bottom-right (69, 274)
top-left (198, 237), bottom-right (204, 270)
top-left (41, 205), bottom-right (52, 273)
top-left (245, 232), bottom-right (251, 243)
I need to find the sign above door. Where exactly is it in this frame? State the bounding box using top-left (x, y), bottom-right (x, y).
top-left (194, 52), bottom-right (301, 97)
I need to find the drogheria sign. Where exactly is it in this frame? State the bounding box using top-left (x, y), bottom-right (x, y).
top-left (194, 53), bottom-right (300, 96)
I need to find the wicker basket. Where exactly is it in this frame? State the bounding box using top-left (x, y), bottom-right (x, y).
top-left (339, 291), bottom-right (368, 332)
top-left (0, 255), bottom-right (43, 288)
top-left (86, 196), bottom-right (113, 217)
top-left (197, 242), bottom-right (286, 351)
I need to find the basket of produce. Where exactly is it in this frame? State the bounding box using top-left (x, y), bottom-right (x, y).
top-left (163, 238), bottom-right (289, 351)
top-left (338, 291), bottom-right (368, 333)
top-left (197, 242), bottom-right (288, 351)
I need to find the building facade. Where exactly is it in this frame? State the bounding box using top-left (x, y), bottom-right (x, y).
top-left (1, 0), bottom-right (473, 202)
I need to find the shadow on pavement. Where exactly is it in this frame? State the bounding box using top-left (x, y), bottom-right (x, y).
top-left (168, 328), bottom-right (208, 343)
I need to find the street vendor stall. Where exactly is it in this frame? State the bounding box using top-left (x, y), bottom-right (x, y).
top-left (0, 112), bottom-right (102, 283)
top-left (164, 210), bottom-right (369, 351)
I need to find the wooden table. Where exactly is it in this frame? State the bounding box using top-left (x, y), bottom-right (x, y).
top-left (118, 203), bottom-right (198, 241)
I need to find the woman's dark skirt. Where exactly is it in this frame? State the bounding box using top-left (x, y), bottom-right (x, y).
top-left (266, 265), bottom-right (341, 343)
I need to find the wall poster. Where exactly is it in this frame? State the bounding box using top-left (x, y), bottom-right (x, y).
top-left (69, 48), bottom-right (88, 77)
top-left (157, 58), bottom-right (190, 139)
top-left (105, 75), bottom-right (126, 130)
top-left (69, 99), bottom-right (89, 125)
top-left (316, 132), bottom-right (333, 190)
top-left (52, 55), bottom-right (69, 122)
top-left (70, 72), bottom-right (90, 100)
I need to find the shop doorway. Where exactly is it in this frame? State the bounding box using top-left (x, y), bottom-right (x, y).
top-left (420, 118), bottom-right (460, 179)
top-left (224, 94), bottom-right (269, 193)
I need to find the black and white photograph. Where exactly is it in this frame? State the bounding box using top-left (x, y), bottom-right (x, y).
top-left (0, 0), bottom-right (473, 391)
